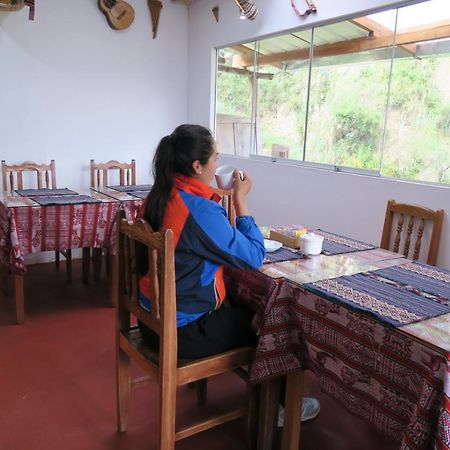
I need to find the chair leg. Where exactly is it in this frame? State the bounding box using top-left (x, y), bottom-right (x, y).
top-left (117, 347), bottom-right (131, 433)
top-left (55, 250), bottom-right (60, 269)
top-left (159, 374), bottom-right (177, 450)
top-left (196, 378), bottom-right (207, 406)
top-left (93, 248), bottom-right (103, 282)
top-left (14, 273), bottom-right (25, 324)
top-left (65, 250), bottom-right (72, 284)
top-left (82, 248), bottom-right (90, 283)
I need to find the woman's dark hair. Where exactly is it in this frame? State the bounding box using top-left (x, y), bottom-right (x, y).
top-left (144, 124), bottom-right (214, 230)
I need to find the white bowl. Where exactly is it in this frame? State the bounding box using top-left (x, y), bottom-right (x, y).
top-left (264, 239), bottom-right (282, 253)
top-left (300, 233), bottom-right (324, 255)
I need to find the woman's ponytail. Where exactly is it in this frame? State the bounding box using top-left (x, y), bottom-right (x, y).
top-left (144, 135), bottom-right (176, 230)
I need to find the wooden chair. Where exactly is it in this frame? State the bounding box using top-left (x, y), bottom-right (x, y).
top-left (214, 187), bottom-right (236, 226)
top-left (380, 199), bottom-right (444, 266)
top-left (87, 159), bottom-right (136, 281)
top-left (1, 160), bottom-right (72, 282)
top-left (271, 143), bottom-right (290, 159)
top-left (90, 159), bottom-right (136, 189)
top-left (114, 211), bottom-right (254, 449)
top-left (2, 159), bottom-right (56, 192)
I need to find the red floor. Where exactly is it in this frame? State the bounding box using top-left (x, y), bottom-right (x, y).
top-left (0, 261), bottom-right (399, 450)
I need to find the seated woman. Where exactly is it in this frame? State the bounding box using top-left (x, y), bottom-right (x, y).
top-left (137, 124), bottom-right (319, 422)
top-left (137, 124), bottom-right (264, 358)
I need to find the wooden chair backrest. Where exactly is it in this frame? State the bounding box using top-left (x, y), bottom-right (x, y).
top-left (115, 210), bottom-right (177, 360)
top-left (2, 160), bottom-right (56, 192)
top-left (380, 199), bottom-right (444, 266)
top-left (90, 159), bottom-right (136, 188)
top-left (213, 187), bottom-right (236, 226)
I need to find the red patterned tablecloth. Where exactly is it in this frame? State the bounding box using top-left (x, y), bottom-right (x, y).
top-left (0, 197), bottom-right (143, 274)
top-left (225, 267), bottom-right (450, 450)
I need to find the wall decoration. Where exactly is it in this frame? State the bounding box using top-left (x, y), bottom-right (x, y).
top-left (0, 0), bottom-right (34, 20)
top-left (212, 5), bottom-right (219, 22)
top-left (291, 0), bottom-right (317, 17)
top-left (98, 0), bottom-right (135, 30)
top-left (148, 0), bottom-right (162, 39)
top-left (234, 0), bottom-right (258, 21)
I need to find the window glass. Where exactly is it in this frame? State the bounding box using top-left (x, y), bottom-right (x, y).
top-left (214, 0), bottom-right (450, 185)
top-left (254, 31), bottom-right (312, 160)
top-left (383, 1), bottom-right (450, 184)
top-left (305, 13), bottom-right (396, 170)
top-left (216, 44), bottom-right (256, 156)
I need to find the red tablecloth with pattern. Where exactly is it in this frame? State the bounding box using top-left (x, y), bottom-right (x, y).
top-left (225, 267), bottom-right (450, 450)
top-left (0, 198), bottom-right (143, 274)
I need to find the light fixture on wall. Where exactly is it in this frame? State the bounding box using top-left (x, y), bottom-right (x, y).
top-left (234, 0), bottom-right (258, 21)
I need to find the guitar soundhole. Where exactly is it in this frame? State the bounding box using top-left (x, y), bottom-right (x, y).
top-left (105, 0), bottom-right (117, 9)
top-left (117, 10), bottom-right (127, 19)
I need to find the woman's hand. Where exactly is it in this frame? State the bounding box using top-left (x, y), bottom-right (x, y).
top-left (233, 169), bottom-right (251, 216)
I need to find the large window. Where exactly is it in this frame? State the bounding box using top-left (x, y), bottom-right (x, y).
top-left (215, 0), bottom-right (450, 185)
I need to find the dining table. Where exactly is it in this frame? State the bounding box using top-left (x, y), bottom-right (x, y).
top-left (225, 230), bottom-right (450, 450)
top-left (0, 185), bottom-right (148, 324)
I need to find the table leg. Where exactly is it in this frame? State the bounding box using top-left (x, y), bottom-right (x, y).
top-left (82, 248), bottom-right (91, 283)
top-left (14, 273), bottom-right (25, 324)
top-left (246, 383), bottom-right (260, 449)
top-left (93, 248), bottom-right (103, 282)
top-left (281, 370), bottom-right (304, 450)
top-left (66, 249), bottom-right (72, 284)
top-left (1, 267), bottom-right (10, 297)
top-left (110, 255), bottom-right (117, 307)
top-left (257, 377), bottom-right (280, 450)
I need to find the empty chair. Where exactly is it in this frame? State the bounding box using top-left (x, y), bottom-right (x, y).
top-left (271, 144), bottom-right (290, 159)
top-left (380, 199), bottom-right (444, 266)
top-left (90, 159), bottom-right (136, 188)
top-left (87, 159), bottom-right (136, 281)
top-left (114, 211), bottom-right (254, 449)
top-left (2, 159), bottom-right (56, 192)
top-left (1, 160), bottom-right (72, 281)
top-left (213, 187), bottom-right (236, 226)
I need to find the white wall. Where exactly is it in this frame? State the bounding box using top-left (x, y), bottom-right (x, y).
top-left (1, 0), bottom-right (189, 190)
top-left (187, 0), bottom-right (450, 270)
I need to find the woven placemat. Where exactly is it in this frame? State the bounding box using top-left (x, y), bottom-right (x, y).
top-left (16, 188), bottom-right (78, 197)
top-left (265, 247), bottom-right (306, 264)
top-left (314, 230), bottom-right (376, 255)
top-left (30, 195), bottom-right (101, 206)
top-left (129, 191), bottom-right (150, 199)
top-left (304, 261), bottom-right (450, 327)
top-left (108, 184), bottom-right (152, 192)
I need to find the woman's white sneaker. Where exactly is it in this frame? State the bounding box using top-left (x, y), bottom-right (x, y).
top-left (278, 397), bottom-right (321, 427)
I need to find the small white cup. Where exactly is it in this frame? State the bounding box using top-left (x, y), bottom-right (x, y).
top-left (300, 233), bottom-right (324, 255)
top-left (215, 165), bottom-right (238, 190)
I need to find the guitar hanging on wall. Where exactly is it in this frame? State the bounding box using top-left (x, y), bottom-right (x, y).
top-left (98, 0), bottom-right (135, 31)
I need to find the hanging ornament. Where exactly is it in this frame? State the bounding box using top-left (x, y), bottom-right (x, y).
top-left (24, 0), bottom-right (34, 19)
top-left (291, 0), bottom-right (317, 17)
top-left (212, 6), bottom-right (219, 22)
top-left (148, 0), bottom-right (162, 39)
top-left (0, 0), bottom-right (34, 20)
top-left (234, 0), bottom-right (258, 21)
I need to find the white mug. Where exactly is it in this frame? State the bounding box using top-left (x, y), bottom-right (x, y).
top-left (215, 165), bottom-right (241, 190)
top-left (300, 233), bottom-right (324, 255)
